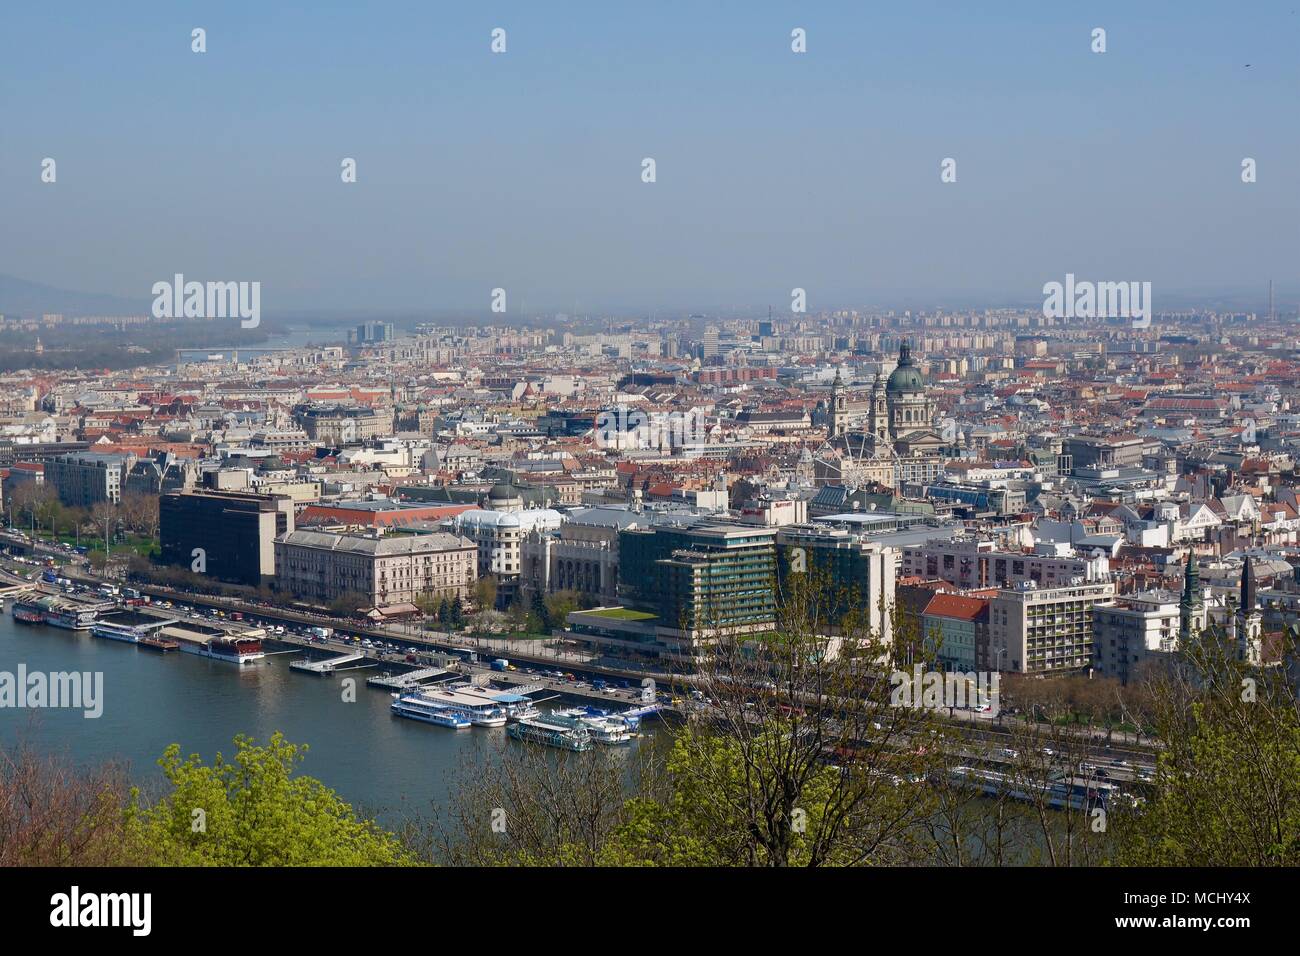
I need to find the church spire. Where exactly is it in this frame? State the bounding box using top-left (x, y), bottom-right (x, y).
top-left (1179, 552), bottom-right (1200, 643)
top-left (1239, 555), bottom-right (1256, 613)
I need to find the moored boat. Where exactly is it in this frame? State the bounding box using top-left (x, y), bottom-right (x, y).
top-left (508, 715), bottom-right (593, 752)
top-left (390, 694), bottom-right (473, 729)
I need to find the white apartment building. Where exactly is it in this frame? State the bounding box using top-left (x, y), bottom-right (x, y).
top-left (1092, 590), bottom-right (1206, 684)
top-left (900, 536), bottom-right (1108, 590)
top-left (990, 579), bottom-right (1115, 674)
top-left (451, 508), bottom-right (564, 588)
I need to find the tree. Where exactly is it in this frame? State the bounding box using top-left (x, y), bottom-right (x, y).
top-left (636, 565), bottom-right (941, 866)
top-left (544, 590), bottom-right (581, 629)
top-left (529, 589), bottom-right (551, 634)
top-left (473, 576), bottom-right (498, 612)
top-left (120, 492), bottom-right (160, 540)
top-left (0, 740), bottom-right (135, 867)
top-left (89, 500), bottom-right (118, 556)
top-left (328, 592), bottom-right (367, 617)
top-left (1116, 626), bottom-right (1300, 866)
top-left (414, 740), bottom-right (651, 866)
top-left (127, 733), bottom-right (416, 866)
top-left (506, 592), bottom-right (528, 633)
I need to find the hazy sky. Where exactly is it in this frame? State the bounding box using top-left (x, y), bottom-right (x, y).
top-left (2, 1), bottom-right (1297, 315)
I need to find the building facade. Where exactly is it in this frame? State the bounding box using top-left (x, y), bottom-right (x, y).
top-left (990, 580), bottom-right (1115, 674)
top-left (160, 489), bottom-right (295, 586)
top-left (274, 529), bottom-right (477, 607)
top-left (45, 452), bottom-right (134, 507)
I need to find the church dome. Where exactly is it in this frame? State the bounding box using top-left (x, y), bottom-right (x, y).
top-left (885, 341), bottom-right (924, 395)
top-left (488, 481), bottom-right (522, 502)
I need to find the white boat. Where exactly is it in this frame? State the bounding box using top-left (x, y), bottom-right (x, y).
top-left (401, 688), bottom-right (509, 727)
top-left (91, 620), bottom-right (141, 644)
top-left (552, 707), bottom-right (636, 744)
top-left (508, 716), bottom-right (593, 751)
top-left (391, 695), bottom-right (472, 729)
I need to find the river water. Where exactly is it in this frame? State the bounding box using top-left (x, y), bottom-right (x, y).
top-left (0, 610), bottom-right (650, 825)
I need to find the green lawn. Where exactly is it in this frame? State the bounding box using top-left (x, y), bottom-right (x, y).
top-left (577, 607), bottom-right (657, 622)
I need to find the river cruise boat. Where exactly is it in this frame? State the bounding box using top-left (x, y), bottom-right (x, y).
top-left (390, 694), bottom-right (473, 729)
top-left (549, 709), bottom-right (635, 744)
top-left (11, 594), bottom-right (45, 624)
top-left (174, 632), bottom-right (266, 665)
top-left (401, 688), bottom-right (508, 726)
top-left (443, 683), bottom-right (540, 721)
top-left (91, 612), bottom-right (174, 645)
top-left (942, 766), bottom-right (1119, 811)
top-left (508, 715), bottom-right (593, 752)
top-left (10, 592), bottom-right (103, 630)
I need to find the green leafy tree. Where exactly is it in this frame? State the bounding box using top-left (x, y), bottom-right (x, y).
top-left (127, 733), bottom-right (417, 866)
top-left (529, 590), bottom-right (551, 634)
top-left (1116, 627), bottom-right (1300, 866)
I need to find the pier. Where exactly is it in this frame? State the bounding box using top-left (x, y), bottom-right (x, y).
top-left (289, 652), bottom-right (366, 675)
top-left (366, 666), bottom-right (451, 690)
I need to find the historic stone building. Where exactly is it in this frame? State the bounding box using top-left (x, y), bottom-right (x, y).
top-left (818, 340), bottom-right (947, 490)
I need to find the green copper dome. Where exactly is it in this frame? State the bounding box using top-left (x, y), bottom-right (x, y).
top-left (886, 341), bottom-right (924, 394)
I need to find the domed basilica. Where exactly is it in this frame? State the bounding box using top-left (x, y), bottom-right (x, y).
top-left (818, 340), bottom-right (948, 489)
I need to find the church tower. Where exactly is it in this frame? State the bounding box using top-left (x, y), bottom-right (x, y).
top-left (869, 373), bottom-right (889, 443)
top-left (1178, 552), bottom-right (1201, 645)
top-left (829, 367), bottom-right (849, 438)
top-left (1236, 556), bottom-right (1263, 665)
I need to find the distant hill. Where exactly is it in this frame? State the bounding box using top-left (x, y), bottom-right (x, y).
top-left (0, 274), bottom-right (149, 318)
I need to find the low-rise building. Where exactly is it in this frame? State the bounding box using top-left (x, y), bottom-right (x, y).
top-left (274, 529), bottom-right (477, 607)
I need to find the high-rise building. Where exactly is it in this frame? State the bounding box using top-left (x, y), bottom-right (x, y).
top-left (775, 524), bottom-right (897, 646)
top-left (990, 579), bottom-right (1115, 674)
top-left (45, 452), bottom-right (134, 508)
top-left (619, 523), bottom-right (776, 647)
top-left (160, 490), bottom-right (295, 586)
top-left (701, 327), bottom-right (720, 359)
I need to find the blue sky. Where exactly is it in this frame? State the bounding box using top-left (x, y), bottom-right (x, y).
top-left (2, 1), bottom-right (1296, 315)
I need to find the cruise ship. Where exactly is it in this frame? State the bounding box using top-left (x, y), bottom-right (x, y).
top-left (442, 683), bottom-right (540, 721)
top-left (942, 766), bottom-right (1119, 811)
top-left (162, 621), bottom-right (267, 665)
top-left (11, 594), bottom-right (45, 624)
top-left (390, 694), bottom-right (473, 729)
top-left (396, 687), bottom-right (509, 726)
top-left (181, 634), bottom-right (266, 665)
top-left (10, 591), bottom-right (107, 630)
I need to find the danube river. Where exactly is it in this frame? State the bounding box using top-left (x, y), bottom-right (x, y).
top-left (0, 610), bottom-right (651, 824)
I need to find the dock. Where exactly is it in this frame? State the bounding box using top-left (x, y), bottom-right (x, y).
top-left (289, 652), bottom-right (365, 675)
top-left (366, 666), bottom-right (451, 690)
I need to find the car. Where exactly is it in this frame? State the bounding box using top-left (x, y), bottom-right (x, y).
top-left (999, 748), bottom-right (1019, 759)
